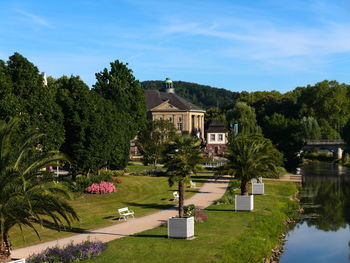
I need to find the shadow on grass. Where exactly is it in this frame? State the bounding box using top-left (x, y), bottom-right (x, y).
top-left (167, 190), bottom-right (211, 194)
top-left (41, 220), bottom-right (86, 233)
top-left (205, 208), bottom-right (234, 212)
top-left (131, 234), bottom-right (168, 239)
top-left (124, 202), bottom-right (174, 210)
top-left (103, 216), bottom-right (115, 219)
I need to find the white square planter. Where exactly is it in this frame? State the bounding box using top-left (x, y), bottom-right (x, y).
top-left (168, 216), bottom-right (194, 239)
top-left (235, 195), bottom-right (254, 211)
top-left (252, 183), bottom-right (264, 195)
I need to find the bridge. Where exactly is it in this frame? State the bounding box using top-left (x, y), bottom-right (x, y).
top-left (303, 140), bottom-right (347, 159)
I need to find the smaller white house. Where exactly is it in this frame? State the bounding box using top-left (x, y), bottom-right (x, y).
top-left (205, 120), bottom-right (228, 156)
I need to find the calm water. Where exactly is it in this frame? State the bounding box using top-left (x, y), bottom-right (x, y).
top-left (280, 162), bottom-right (350, 263)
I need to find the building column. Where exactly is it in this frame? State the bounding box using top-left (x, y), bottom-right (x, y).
top-left (201, 115), bottom-right (204, 139)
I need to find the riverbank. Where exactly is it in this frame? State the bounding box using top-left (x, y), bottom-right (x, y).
top-left (84, 180), bottom-right (299, 263)
top-left (279, 162), bottom-right (350, 262)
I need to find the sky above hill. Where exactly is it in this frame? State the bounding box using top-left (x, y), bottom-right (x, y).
top-left (1, 0), bottom-right (350, 93)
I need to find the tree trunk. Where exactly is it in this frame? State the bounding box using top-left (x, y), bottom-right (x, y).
top-left (0, 233), bottom-right (11, 263)
top-left (240, 180), bottom-right (249, 195)
top-left (178, 181), bottom-right (185, 218)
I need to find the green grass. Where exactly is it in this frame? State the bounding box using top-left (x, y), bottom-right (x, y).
top-left (126, 163), bottom-right (165, 172)
top-left (85, 180), bottom-right (298, 263)
top-left (10, 175), bottom-right (205, 249)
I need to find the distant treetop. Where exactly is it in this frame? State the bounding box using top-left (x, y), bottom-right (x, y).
top-left (141, 80), bottom-right (240, 109)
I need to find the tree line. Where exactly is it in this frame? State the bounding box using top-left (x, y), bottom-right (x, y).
top-left (0, 53), bottom-right (146, 176)
top-left (1, 52), bottom-right (350, 173)
top-left (142, 80), bottom-right (240, 109)
top-left (205, 81), bottom-right (350, 168)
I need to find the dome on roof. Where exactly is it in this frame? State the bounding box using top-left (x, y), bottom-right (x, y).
top-left (164, 77), bottom-right (174, 93)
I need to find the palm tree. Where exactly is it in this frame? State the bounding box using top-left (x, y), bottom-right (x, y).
top-left (163, 135), bottom-right (202, 218)
top-left (0, 119), bottom-right (78, 262)
top-left (226, 135), bottom-right (279, 195)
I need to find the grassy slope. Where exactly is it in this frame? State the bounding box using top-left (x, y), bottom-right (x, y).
top-left (86, 180), bottom-right (298, 263)
top-left (10, 175), bottom-right (205, 249)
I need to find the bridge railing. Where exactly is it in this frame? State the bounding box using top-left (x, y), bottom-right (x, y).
top-left (306, 139), bottom-right (345, 145)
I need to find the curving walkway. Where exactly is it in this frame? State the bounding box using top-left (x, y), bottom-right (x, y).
top-left (12, 176), bottom-right (229, 259)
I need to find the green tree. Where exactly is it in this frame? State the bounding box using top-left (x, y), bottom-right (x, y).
top-left (226, 135), bottom-right (280, 195)
top-left (301, 116), bottom-right (321, 141)
top-left (226, 102), bottom-right (261, 137)
top-left (296, 80), bottom-right (350, 139)
top-left (263, 113), bottom-right (304, 168)
top-left (0, 119), bottom-right (78, 262)
top-left (204, 107), bottom-right (226, 130)
top-left (4, 53), bottom-right (65, 150)
top-left (163, 135), bottom-right (203, 217)
top-left (55, 76), bottom-right (129, 176)
top-left (137, 120), bottom-right (176, 168)
top-left (94, 60), bottom-right (147, 139)
top-left (342, 118), bottom-right (350, 149)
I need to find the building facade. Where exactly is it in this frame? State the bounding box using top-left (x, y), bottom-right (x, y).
top-left (144, 78), bottom-right (205, 140)
top-left (205, 120), bottom-right (228, 156)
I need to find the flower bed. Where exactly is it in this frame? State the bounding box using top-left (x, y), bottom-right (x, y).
top-left (27, 240), bottom-right (107, 263)
top-left (85, 181), bottom-right (116, 194)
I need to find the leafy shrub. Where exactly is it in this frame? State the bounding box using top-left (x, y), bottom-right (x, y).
top-left (194, 209), bottom-right (208, 222)
top-left (27, 240), bottom-right (107, 263)
top-left (184, 204), bottom-right (208, 222)
top-left (74, 176), bottom-right (92, 193)
top-left (130, 170), bottom-right (166, 177)
top-left (111, 176), bottom-right (122, 184)
top-left (184, 204), bottom-right (196, 217)
top-left (85, 181), bottom-right (116, 194)
top-left (215, 181), bottom-right (238, 205)
top-left (99, 169), bottom-right (124, 178)
top-left (277, 166), bottom-right (287, 178)
top-left (303, 152), bottom-right (334, 161)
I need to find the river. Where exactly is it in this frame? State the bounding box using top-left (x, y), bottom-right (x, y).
top-left (280, 162), bottom-right (350, 263)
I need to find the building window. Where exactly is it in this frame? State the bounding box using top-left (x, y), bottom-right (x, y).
top-left (159, 117), bottom-right (163, 120)
top-left (169, 117), bottom-right (173, 121)
top-left (218, 134), bottom-right (223, 141)
top-left (210, 134), bottom-right (215, 141)
top-left (177, 123), bottom-right (183, 130)
top-left (178, 117), bottom-right (182, 122)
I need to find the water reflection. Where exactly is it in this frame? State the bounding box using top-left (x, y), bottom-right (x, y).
top-left (280, 162), bottom-right (350, 263)
top-left (300, 162), bottom-right (350, 231)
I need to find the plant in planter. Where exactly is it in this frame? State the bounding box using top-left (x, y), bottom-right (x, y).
top-left (226, 135), bottom-right (281, 211)
top-left (0, 119), bottom-right (78, 262)
top-left (163, 135), bottom-right (202, 238)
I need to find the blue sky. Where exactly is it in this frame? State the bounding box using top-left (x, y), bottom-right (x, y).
top-left (1, 0), bottom-right (350, 93)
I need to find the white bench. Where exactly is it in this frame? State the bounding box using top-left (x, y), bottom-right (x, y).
top-left (9, 260), bottom-right (25, 263)
top-left (118, 207), bottom-right (134, 221)
top-left (173, 191), bottom-right (179, 201)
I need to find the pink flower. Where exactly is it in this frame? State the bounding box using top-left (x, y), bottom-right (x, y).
top-left (85, 181), bottom-right (116, 194)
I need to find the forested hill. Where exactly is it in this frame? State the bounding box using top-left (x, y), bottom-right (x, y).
top-left (141, 80), bottom-right (240, 109)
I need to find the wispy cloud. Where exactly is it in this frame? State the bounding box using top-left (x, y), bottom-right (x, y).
top-left (16, 10), bottom-right (51, 28)
top-left (157, 17), bottom-right (350, 74)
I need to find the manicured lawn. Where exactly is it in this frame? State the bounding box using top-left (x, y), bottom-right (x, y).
top-left (86, 180), bottom-right (298, 263)
top-left (126, 163), bottom-right (165, 172)
top-left (10, 175), bottom-right (206, 249)
top-left (126, 162), bottom-right (213, 172)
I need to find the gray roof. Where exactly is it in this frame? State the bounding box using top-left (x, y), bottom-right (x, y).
top-left (144, 90), bottom-right (203, 111)
top-left (207, 120), bottom-right (228, 133)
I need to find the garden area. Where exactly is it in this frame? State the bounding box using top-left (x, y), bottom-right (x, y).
top-left (9, 174), bottom-right (206, 249)
top-left (82, 180), bottom-right (298, 263)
